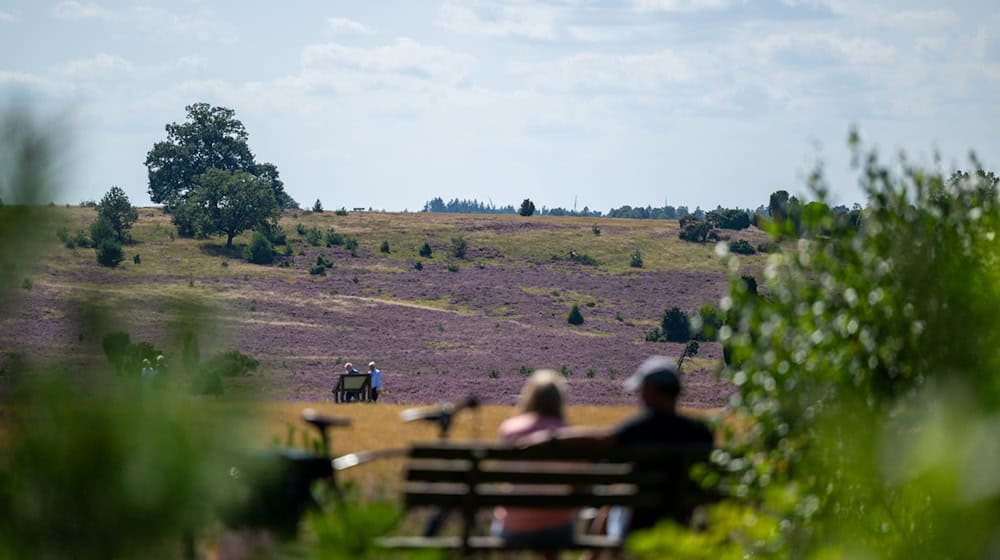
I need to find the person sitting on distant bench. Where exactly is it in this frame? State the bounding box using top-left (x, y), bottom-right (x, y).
top-left (343, 362), bottom-right (360, 401)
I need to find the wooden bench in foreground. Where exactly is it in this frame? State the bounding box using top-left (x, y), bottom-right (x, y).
top-left (378, 441), bottom-right (714, 555)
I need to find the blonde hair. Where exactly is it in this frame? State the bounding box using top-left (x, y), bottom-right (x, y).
top-left (517, 369), bottom-right (567, 419)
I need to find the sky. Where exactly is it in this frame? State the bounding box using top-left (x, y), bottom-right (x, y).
top-left (1, 0), bottom-right (998, 212)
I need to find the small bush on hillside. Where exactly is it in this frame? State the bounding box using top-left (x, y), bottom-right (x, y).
top-left (244, 232), bottom-right (275, 265)
top-left (419, 242), bottom-right (433, 258)
top-left (315, 253), bottom-right (333, 269)
top-left (89, 217), bottom-right (116, 246)
top-left (679, 216), bottom-right (718, 243)
top-left (309, 264), bottom-right (327, 276)
top-left (757, 241), bottom-right (780, 253)
top-left (451, 237), bottom-right (467, 259)
top-left (380, 240), bottom-right (390, 254)
top-left (324, 229), bottom-right (344, 247)
top-left (344, 237), bottom-right (359, 257)
top-left (569, 250), bottom-right (597, 266)
top-left (296, 223), bottom-right (306, 236)
top-left (592, 225), bottom-right (601, 235)
top-left (629, 248), bottom-right (643, 268)
top-left (133, 254), bottom-right (141, 265)
top-left (334, 208), bottom-right (348, 216)
top-left (567, 304), bottom-right (585, 325)
top-left (260, 222), bottom-right (287, 245)
top-left (446, 263), bottom-right (459, 272)
top-left (283, 245), bottom-right (293, 256)
top-left (204, 350), bottom-right (259, 378)
top-left (305, 227), bottom-right (322, 246)
top-left (96, 239), bottom-right (124, 268)
top-left (741, 274), bottom-right (758, 295)
top-left (21, 277), bottom-right (32, 291)
top-left (312, 199), bottom-right (323, 213)
top-left (729, 239), bottom-right (756, 255)
top-left (414, 261), bottom-right (423, 271)
top-left (647, 306), bottom-right (690, 342)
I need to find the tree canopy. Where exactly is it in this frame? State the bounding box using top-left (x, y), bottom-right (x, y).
top-left (186, 169), bottom-right (279, 248)
top-left (145, 103), bottom-right (296, 236)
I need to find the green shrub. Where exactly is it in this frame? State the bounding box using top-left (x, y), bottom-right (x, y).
top-left (243, 232), bottom-right (275, 265)
top-left (305, 227), bottom-right (322, 246)
top-left (312, 199), bottom-right (323, 213)
top-left (260, 222), bottom-right (286, 245)
top-left (309, 264), bottom-right (326, 276)
top-left (414, 261), bottom-right (423, 271)
top-left (133, 254), bottom-right (141, 265)
top-left (567, 304), bottom-right (584, 325)
top-left (379, 240), bottom-right (390, 254)
top-left (728, 239), bottom-right (755, 255)
top-left (446, 263), bottom-right (459, 273)
top-left (21, 277), bottom-right (31, 290)
top-left (451, 236), bottom-right (467, 259)
top-left (569, 250), bottom-right (597, 266)
top-left (283, 244), bottom-right (293, 256)
top-left (334, 207), bottom-right (348, 216)
top-left (419, 242), bottom-right (433, 258)
top-left (344, 237), bottom-right (358, 256)
top-left (659, 306), bottom-right (689, 342)
top-left (89, 216), bottom-right (116, 246)
top-left (295, 223), bottom-right (306, 235)
top-left (324, 229), bottom-right (343, 247)
top-left (592, 225), bottom-right (601, 235)
top-left (96, 239), bottom-right (124, 268)
top-left (629, 248), bottom-right (643, 268)
top-left (204, 350), bottom-right (259, 378)
top-left (756, 241), bottom-right (780, 253)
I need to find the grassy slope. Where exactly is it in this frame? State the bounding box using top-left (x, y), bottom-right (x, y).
top-left (6, 206), bottom-right (772, 407)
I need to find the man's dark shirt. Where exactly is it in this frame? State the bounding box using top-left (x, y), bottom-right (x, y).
top-left (612, 409), bottom-right (713, 532)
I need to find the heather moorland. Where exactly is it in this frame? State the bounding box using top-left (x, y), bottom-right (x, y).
top-left (2, 206), bottom-right (769, 407)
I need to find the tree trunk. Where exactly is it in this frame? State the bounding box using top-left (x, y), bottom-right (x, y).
top-left (226, 232), bottom-right (235, 248)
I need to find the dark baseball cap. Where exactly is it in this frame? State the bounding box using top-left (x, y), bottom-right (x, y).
top-left (623, 356), bottom-right (681, 394)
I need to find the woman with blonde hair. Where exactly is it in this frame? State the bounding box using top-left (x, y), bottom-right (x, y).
top-left (492, 369), bottom-right (575, 554)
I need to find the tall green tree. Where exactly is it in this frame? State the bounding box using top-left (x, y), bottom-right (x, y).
top-left (145, 103), bottom-right (294, 235)
top-left (97, 186), bottom-right (138, 242)
top-left (187, 169), bottom-right (279, 248)
top-left (518, 198), bottom-right (536, 217)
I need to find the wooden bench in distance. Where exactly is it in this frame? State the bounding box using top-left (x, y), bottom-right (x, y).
top-left (332, 373), bottom-right (372, 403)
top-left (378, 442), bottom-right (714, 554)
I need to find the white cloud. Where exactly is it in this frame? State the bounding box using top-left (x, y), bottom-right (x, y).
top-left (328, 17), bottom-right (375, 36)
top-left (301, 38), bottom-right (476, 86)
top-left (513, 50), bottom-right (701, 94)
top-left (886, 9), bottom-right (959, 28)
top-left (53, 1), bottom-right (117, 21)
top-left (756, 32), bottom-right (896, 68)
top-left (60, 53), bottom-right (135, 80)
top-left (632, 0), bottom-right (743, 13)
top-left (437, 1), bottom-right (557, 40)
top-left (0, 10), bottom-right (16, 23)
top-left (0, 71), bottom-right (76, 96)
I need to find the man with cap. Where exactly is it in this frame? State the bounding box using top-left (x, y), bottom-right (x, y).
top-left (521, 355), bottom-right (713, 535)
top-left (367, 361), bottom-right (382, 402)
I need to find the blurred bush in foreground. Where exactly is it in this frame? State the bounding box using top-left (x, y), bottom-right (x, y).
top-left (631, 137), bottom-right (1000, 557)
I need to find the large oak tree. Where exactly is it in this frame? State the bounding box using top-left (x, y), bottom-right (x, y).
top-left (145, 103), bottom-right (296, 236)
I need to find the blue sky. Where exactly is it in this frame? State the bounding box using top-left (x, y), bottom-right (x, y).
top-left (2, 0), bottom-right (998, 212)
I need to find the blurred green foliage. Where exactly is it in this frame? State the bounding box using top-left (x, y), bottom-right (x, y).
top-left (632, 138), bottom-right (1000, 557)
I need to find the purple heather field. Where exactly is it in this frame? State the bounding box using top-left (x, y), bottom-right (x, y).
top-left (1, 219), bottom-right (742, 409)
